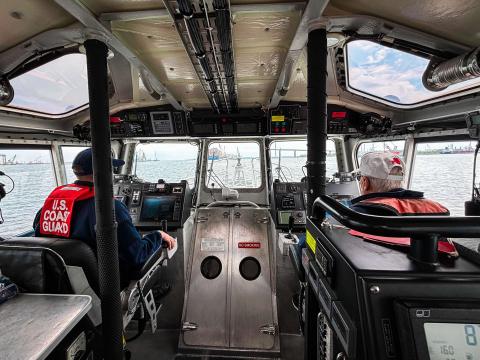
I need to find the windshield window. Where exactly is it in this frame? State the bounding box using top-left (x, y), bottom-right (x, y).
top-left (270, 139), bottom-right (337, 182)
top-left (346, 40), bottom-right (480, 106)
top-left (135, 143), bottom-right (198, 185)
top-left (206, 141), bottom-right (261, 189)
top-left (0, 148), bottom-right (56, 236)
top-left (411, 141), bottom-right (477, 215)
top-left (6, 54), bottom-right (89, 115)
top-left (357, 140), bottom-right (405, 162)
top-left (61, 146), bottom-right (90, 184)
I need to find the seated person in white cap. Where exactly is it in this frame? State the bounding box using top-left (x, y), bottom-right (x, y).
top-left (350, 151), bottom-right (449, 216)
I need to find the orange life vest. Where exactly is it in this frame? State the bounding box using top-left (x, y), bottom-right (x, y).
top-left (357, 197), bottom-right (449, 216)
top-left (39, 184), bottom-right (95, 237)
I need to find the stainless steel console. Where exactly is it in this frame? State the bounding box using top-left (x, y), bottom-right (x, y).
top-left (179, 207), bottom-right (280, 358)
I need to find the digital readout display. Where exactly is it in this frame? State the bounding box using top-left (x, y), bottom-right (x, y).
top-left (424, 323), bottom-right (480, 360)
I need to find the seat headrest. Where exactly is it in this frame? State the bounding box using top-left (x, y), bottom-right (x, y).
top-left (0, 237), bottom-right (99, 293)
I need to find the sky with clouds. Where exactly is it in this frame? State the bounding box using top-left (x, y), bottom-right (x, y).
top-left (8, 54), bottom-right (89, 114)
top-left (347, 40), bottom-right (480, 105)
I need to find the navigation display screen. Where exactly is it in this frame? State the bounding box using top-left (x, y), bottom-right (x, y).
top-left (140, 196), bottom-right (176, 222)
top-left (424, 323), bottom-right (480, 360)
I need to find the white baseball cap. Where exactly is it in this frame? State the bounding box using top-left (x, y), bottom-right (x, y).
top-left (357, 151), bottom-right (405, 181)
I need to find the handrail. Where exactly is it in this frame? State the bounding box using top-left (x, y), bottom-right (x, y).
top-left (313, 195), bottom-right (480, 238)
top-left (206, 200), bottom-right (260, 208)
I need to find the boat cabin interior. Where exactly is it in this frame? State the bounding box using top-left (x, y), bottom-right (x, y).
top-left (0, 0), bottom-right (480, 359)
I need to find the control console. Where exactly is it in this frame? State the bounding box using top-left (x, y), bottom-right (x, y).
top-left (273, 181), bottom-right (306, 229)
top-left (114, 179), bottom-right (190, 229)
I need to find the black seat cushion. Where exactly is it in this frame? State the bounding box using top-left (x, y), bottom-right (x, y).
top-left (0, 237), bottom-right (99, 294)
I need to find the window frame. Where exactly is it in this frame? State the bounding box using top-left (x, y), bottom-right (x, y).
top-left (59, 144), bottom-right (91, 185)
top-left (202, 138), bottom-right (266, 193)
top-left (354, 138), bottom-right (412, 185)
top-left (410, 137), bottom-right (476, 215)
top-left (0, 145), bottom-right (58, 236)
top-left (355, 139), bottom-right (407, 164)
top-left (269, 138), bottom-right (339, 182)
top-left (1, 52), bottom-right (90, 117)
top-left (344, 39), bottom-right (480, 109)
top-left (133, 141), bottom-right (200, 187)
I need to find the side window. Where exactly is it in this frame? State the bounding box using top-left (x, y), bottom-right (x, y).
top-left (0, 148), bottom-right (57, 236)
top-left (356, 140), bottom-right (405, 163)
top-left (270, 139), bottom-right (338, 182)
top-left (134, 143), bottom-right (198, 185)
top-left (411, 141), bottom-right (475, 215)
top-left (61, 146), bottom-right (90, 184)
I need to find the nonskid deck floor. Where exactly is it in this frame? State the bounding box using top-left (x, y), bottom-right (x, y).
top-left (125, 241), bottom-right (304, 359)
top-left (126, 331), bottom-right (304, 360)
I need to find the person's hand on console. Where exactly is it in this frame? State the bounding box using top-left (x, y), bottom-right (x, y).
top-left (160, 231), bottom-right (176, 250)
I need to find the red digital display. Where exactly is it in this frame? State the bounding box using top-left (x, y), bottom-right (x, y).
top-left (331, 111), bottom-right (347, 119)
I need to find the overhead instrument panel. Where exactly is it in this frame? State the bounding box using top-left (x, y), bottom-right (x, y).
top-left (73, 107), bottom-right (188, 139)
top-left (269, 104), bottom-right (364, 135)
top-left (270, 104), bottom-right (307, 135)
top-left (150, 111), bottom-right (174, 135)
top-left (326, 104), bottom-right (359, 134)
top-left (188, 109), bottom-right (266, 137)
top-left (71, 104), bottom-right (389, 140)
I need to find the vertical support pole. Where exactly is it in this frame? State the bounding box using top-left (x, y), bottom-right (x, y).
top-left (306, 26), bottom-right (328, 219)
top-left (84, 39), bottom-right (123, 360)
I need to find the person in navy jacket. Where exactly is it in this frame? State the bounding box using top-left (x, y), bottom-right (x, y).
top-left (33, 148), bottom-right (176, 286)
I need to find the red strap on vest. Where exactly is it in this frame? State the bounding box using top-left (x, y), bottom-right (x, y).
top-left (359, 197), bottom-right (449, 215)
top-left (39, 184), bottom-right (95, 237)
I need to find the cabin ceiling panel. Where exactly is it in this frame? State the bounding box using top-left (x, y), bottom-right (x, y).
top-left (112, 17), bottom-right (208, 107)
top-left (232, 10), bottom-right (302, 108)
top-left (81, 0), bottom-right (165, 14)
top-left (328, 0), bottom-right (480, 47)
top-left (111, 18), bottom-right (180, 50)
top-left (237, 80), bottom-right (276, 107)
top-left (232, 11), bottom-right (301, 48)
top-left (168, 83), bottom-right (210, 108)
top-left (0, 0), bottom-right (74, 52)
top-left (235, 48), bottom-right (287, 80)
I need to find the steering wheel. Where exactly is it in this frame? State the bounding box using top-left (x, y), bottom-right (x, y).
top-left (206, 200), bottom-right (260, 208)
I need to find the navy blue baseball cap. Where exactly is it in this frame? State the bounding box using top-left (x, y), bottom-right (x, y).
top-left (72, 148), bottom-right (125, 176)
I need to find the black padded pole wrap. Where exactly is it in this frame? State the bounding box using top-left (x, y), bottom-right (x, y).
top-left (84, 39), bottom-right (123, 359)
top-left (306, 27), bottom-right (328, 218)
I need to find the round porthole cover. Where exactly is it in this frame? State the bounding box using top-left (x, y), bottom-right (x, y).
top-left (200, 256), bottom-right (222, 280)
top-left (239, 257), bottom-right (261, 281)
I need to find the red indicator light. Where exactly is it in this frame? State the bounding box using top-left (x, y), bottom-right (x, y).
top-left (274, 127), bottom-right (279, 133)
top-left (281, 127), bottom-right (286, 133)
top-left (110, 116), bottom-right (122, 123)
top-left (332, 111), bottom-right (347, 119)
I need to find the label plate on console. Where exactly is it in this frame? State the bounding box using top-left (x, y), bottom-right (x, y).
top-left (306, 230), bottom-right (316, 252)
top-left (238, 242), bottom-right (261, 249)
top-left (201, 238), bottom-right (225, 252)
